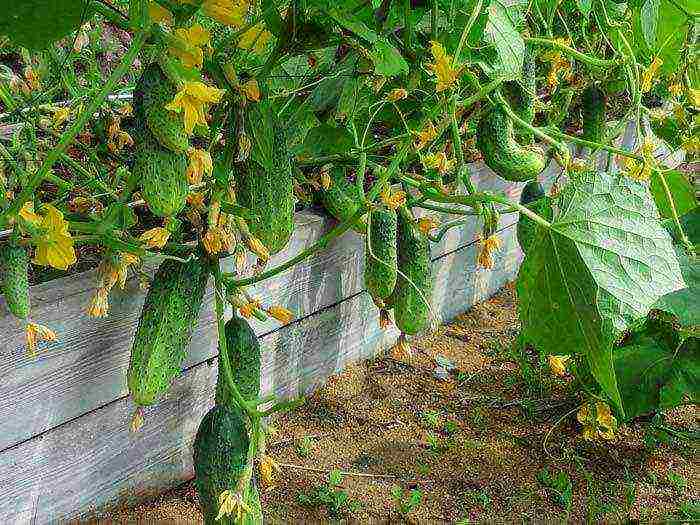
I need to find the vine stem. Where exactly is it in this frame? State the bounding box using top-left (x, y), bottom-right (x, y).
top-left (223, 205), bottom-right (369, 286)
top-left (656, 170), bottom-right (693, 253)
top-left (544, 127), bottom-right (644, 162)
top-left (525, 36), bottom-right (620, 68)
top-left (0, 29), bottom-right (149, 228)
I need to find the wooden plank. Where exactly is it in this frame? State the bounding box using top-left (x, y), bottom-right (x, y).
top-left (0, 225), bottom-right (521, 525)
top-left (0, 168), bottom-right (526, 451)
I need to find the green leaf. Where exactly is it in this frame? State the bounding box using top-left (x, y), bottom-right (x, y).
top-left (483, 0), bottom-right (525, 79)
top-left (0, 0), bottom-right (91, 51)
top-left (576, 0), bottom-right (593, 16)
top-left (650, 169), bottom-right (698, 220)
top-left (371, 38), bottom-right (409, 77)
top-left (652, 248), bottom-right (699, 335)
top-left (262, 0), bottom-right (285, 36)
top-left (655, 0), bottom-right (690, 74)
top-left (299, 123), bottom-right (354, 157)
top-left (517, 171), bottom-right (685, 413)
top-left (326, 5), bottom-right (378, 43)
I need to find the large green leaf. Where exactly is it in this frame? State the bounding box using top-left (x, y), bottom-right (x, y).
top-left (655, 0), bottom-right (690, 74)
top-left (650, 169), bottom-right (698, 220)
top-left (517, 172), bottom-right (685, 412)
top-left (371, 38), bottom-right (408, 77)
top-left (298, 123), bottom-right (354, 157)
top-left (483, 0), bottom-right (524, 79)
top-left (0, 0), bottom-right (91, 51)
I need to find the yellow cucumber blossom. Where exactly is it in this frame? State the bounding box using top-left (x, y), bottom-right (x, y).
top-left (139, 227), bottom-right (171, 249)
top-left (387, 88), bottom-right (408, 101)
top-left (170, 24), bottom-right (211, 69)
top-left (240, 79), bottom-right (260, 102)
top-left (87, 287), bottom-right (110, 318)
top-left (187, 191), bottom-right (206, 211)
top-left (203, 0), bottom-right (249, 28)
top-left (380, 188), bottom-right (406, 210)
top-left (26, 204), bottom-right (77, 271)
top-left (688, 88), bottom-right (700, 108)
top-left (640, 57), bottom-right (662, 93)
top-left (148, 1), bottom-right (173, 24)
top-left (186, 147), bottom-right (213, 184)
top-left (667, 82), bottom-right (682, 97)
top-left (577, 401), bottom-right (618, 441)
top-left (267, 305), bottom-right (294, 324)
top-left (166, 81), bottom-right (225, 134)
top-left (52, 107), bottom-right (70, 128)
top-left (417, 216), bottom-right (439, 235)
top-left (414, 121), bottom-right (438, 151)
top-left (391, 334), bottom-right (412, 359)
top-left (245, 236), bottom-right (270, 262)
top-left (26, 322), bottom-right (57, 356)
top-left (547, 355), bottom-right (571, 377)
top-left (681, 135), bottom-right (700, 155)
top-left (259, 454), bottom-right (282, 488)
top-left (476, 233), bottom-right (502, 269)
top-left (203, 225), bottom-right (232, 255)
top-left (428, 41), bottom-right (461, 92)
top-left (422, 151), bottom-right (456, 175)
top-left (216, 489), bottom-right (251, 522)
top-left (543, 38), bottom-right (572, 89)
top-left (238, 23), bottom-right (273, 55)
top-left (239, 298), bottom-right (261, 318)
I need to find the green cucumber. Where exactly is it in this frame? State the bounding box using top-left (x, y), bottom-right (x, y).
top-left (127, 256), bottom-right (208, 406)
top-left (215, 313), bottom-right (261, 406)
top-left (365, 206), bottom-right (397, 301)
top-left (502, 47), bottom-right (536, 143)
top-left (390, 207), bottom-right (433, 335)
top-left (581, 85), bottom-right (606, 143)
top-left (0, 243), bottom-right (30, 319)
top-left (318, 166), bottom-right (367, 234)
top-left (477, 106), bottom-right (546, 182)
top-left (516, 181), bottom-right (553, 255)
top-left (236, 100), bottom-right (294, 254)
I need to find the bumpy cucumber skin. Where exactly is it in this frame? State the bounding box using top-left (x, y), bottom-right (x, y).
top-left (318, 167), bottom-right (366, 234)
top-left (133, 137), bottom-right (189, 218)
top-left (581, 85), bottom-right (606, 142)
top-left (516, 181), bottom-right (553, 255)
top-left (390, 208), bottom-right (433, 335)
top-left (215, 314), bottom-right (261, 406)
top-left (127, 257), bottom-right (208, 406)
top-left (236, 102), bottom-right (294, 255)
top-left (503, 47), bottom-right (536, 143)
top-left (477, 107), bottom-right (546, 182)
top-left (0, 244), bottom-right (30, 319)
top-left (193, 405), bottom-right (263, 525)
top-left (365, 207), bottom-right (397, 300)
top-left (134, 63), bottom-right (188, 154)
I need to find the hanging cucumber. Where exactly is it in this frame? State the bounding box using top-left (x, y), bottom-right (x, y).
top-left (215, 313), bottom-right (261, 407)
top-left (317, 166), bottom-right (367, 234)
top-left (235, 99), bottom-right (294, 255)
top-left (364, 206), bottom-right (397, 302)
top-left (502, 47), bottom-right (536, 143)
top-left (581, 85), bottom-right (606, 143)
top-left (516, 181), bottom-right (553, 255)
top-left (127, 255), bottom-right (208, 406)
top-left (0, 243), bottom-right (30, 319)
top-left (390, 207), bottom-right (433, 335)
top-left (477, 106), bottom-right (546, 182)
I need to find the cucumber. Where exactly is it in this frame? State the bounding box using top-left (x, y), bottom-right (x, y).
top-left (581, 85), bottom-right (606, 143)
top-left (516, 181), bottom-right (553, 255)
top-left (502, 47), bottom-right (536, 143)
top-left (477, 106), bottom-right (546, 182)
top-left (215, 313), bottom-right (261, 406)
top-left (127, 255), bottom-right (208, 406)
top-left (364, 206), bottom-right (397, 301)
top-left (235, 100), bottom-right (294, 254)
top-left (317, 166), bottom-right (367, 234)
top-left (193, 405), bottom-right (263, 525)
top-left (0, 243), bottom-right (30, 319)
top-left (390, 207), bottom-right (433, 335)
top-left (133, 137), bottom-right (189, 218)
top-left (134, 63), bottom-right (189, 154)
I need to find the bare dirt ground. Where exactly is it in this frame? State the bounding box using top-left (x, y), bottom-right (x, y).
top-left (106, 284), bottom-right (698, 523)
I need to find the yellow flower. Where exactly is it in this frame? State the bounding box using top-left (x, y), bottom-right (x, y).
top-left (186, 147), bottom-right (213, 184)
top-left (476, 233), bottom-right (502, 269)
top-left (31, 204), bottom-right (76, 271)
top-left (203, 0), bottom-right (248, 27)
top-left (170, 24), bottom-right (211, 69)
top-left (387, 88), bottom-right (408, 101)
top-left (238, 23), bottom-right (273, 55)
top-left (267, 305), bottom-right (294, 324)
top-left (640, 57), bottom-right (662, 93)
top-left (87, 287), bottom-right (110, 318)
top-left (319, 170), bottom-right (332, 190)
top-left (187, 192), bottom-right (206, 210)
top-left (165, 81), bottom-right (225, 134)
top-left (246, 236), bottom-right (270, 262)
top-left (379, 308), bottom-right (392, 330)
top-left (240, 79), bottom-right (260, 101)
top-left (428, 41), bottom-right (461, 92)
top-left (108, 131), bottom-right (134, 153)
top-left (216, 490), bottom-right (251, 522)
top-left (414, 121), bottom-right (438, 151)
top-left (148, 1), bottom-right (172, 24)
top-left (23, 66), bottom-right (40, 91)
top-left (52, 107), bottom-right (70, 128)
top-left (239, 298), bottom-right (261, 318)
top-left (26, 322), bottom-right (57, 356)
top-left (203, 226), bottom-right (232, 255)
top-left (547, 355), bottom-right (570, 377)
top-left (668, 82), bottom-right (682, 97)
top-left (130, 407), bottom-right (144, 433)
top-left (19, 202), bottom-right (41, 225)
top-left (681, 135), bottom-right (700, 155)
top-left (624, 158), bottom-right (646, 181)
top-left (576, 401), bottom-right (618, 441)
top-left (422, 151), bottom-right (456, 175)
top-left (417, 216), bottom-right (439, 235)
top-left (259, 454), bottom-right (282, 488)
top-left (688, 88), bottom-right (700, 108)
top-left (391, 334), bottom-right (412, 359)
top-left (139, 227), bottom-right (171, 249)
top-left (380, 188), bottom-right (406, 210)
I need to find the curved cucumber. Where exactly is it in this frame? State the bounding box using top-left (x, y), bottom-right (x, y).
top-left (318, 166), bottom-right (366, 234)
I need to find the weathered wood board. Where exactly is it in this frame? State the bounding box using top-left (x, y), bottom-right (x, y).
top-left (0, 226), bottom-right (521, 525)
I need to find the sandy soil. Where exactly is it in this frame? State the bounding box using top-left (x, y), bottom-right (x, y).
top-left (104, 283), bottom-right (699, 524)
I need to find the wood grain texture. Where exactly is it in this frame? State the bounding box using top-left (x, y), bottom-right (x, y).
top-left (0, 223), bottom-right (521, 525)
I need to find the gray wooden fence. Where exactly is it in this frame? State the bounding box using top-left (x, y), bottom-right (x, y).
top-left (0, 124), bottom-right (683, 524)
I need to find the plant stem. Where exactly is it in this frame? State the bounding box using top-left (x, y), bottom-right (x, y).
top-left (224, 205), bottom-right (369, 286)
top-left (525, 37), bottom-right (620, 68)
top-left (544, 127), bottom-right (643, 161)
top-left (0, 142), bottom-right (74, 192)
top-left (656, 170), bottom-right (693, 253)
top-left (415, 202), bottom-right (478, 215)
top-left (0, 29), bottom-right (148, 228)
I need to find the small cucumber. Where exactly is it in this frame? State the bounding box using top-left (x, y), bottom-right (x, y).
top-left (364, 206), bottom-right (397, 301)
